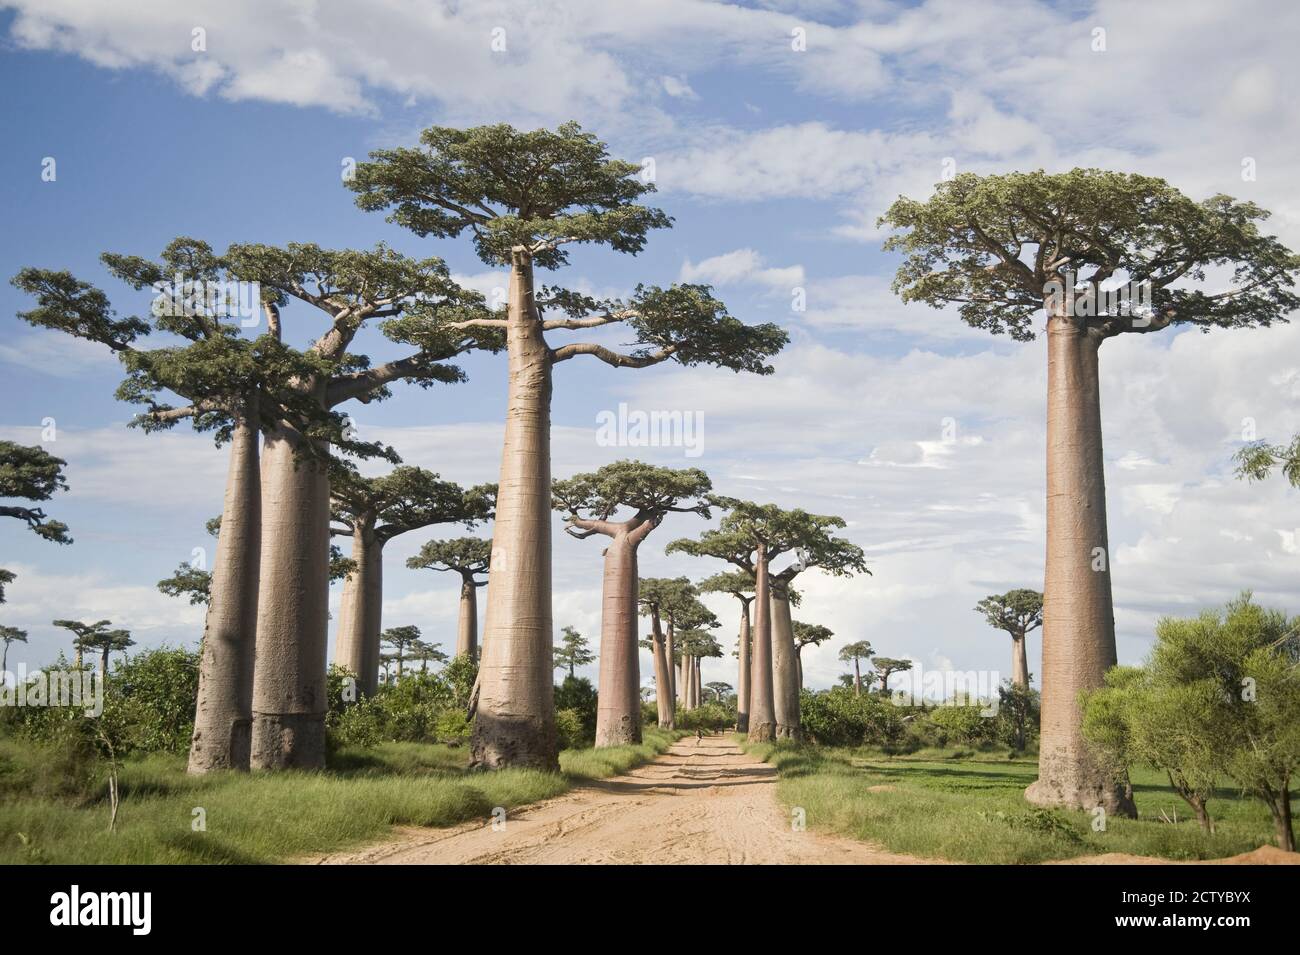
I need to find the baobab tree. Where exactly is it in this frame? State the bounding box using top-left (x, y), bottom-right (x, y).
top-left (553, 626), bottom-right (595, 679)
top-left (411, 639), bottom-right (448, 673)
top-left (55, 619), bottom-right (133, 678)
top-left (220, 241), bottom-right (500, 770)
top-left (407, 537), bottom-right (492, 660)
top-left (705, 682), bottom-right (733, 705)
top-left (637, 577), bottom-right (692, 729)
top-left (698, 570), bottom-right (755, 731)
top-left (975, 589), bottom-right (1043, 689)
top-left (666, 595), bottom-right (719, 711)
top-left (882, 171), bottom-right (1300, 813)
top-left (12, 239), bottom-right (339, 774)
top-left (670, 499), bottom-right (867, 741)
top-left (380, 625), bottom-right (423, 681)
top-left (838, 640), bottom-right (874, 697)
top-left (331, 467), bottom-right (492, 696)
top-left (553, 460), bottom-right (711, 745)
top-left (874, 657), bottom-right (912, 698)
top-left (349, 122), bottom-right (787, 770)
top-left (1, 625), bottom-right (27, 674)
top-left (678, 629), bottom-right (723, 710)
top-left (792, 621), bottom-right (833, 688)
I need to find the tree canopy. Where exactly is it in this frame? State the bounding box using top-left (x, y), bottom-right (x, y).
top-left (878, 169), bottom-right (1300, 341)
top-left (330, 467), bottom-right (494, 542)
top-left (406, 536), bottom-right (492, 577)
top-left (554, 626), bottom-right (596, 676)
top-left (0, 441), bottom-right (72, 544)
top-left (975, 589), bottom-right (1044, 636)
top-left (553, 460), bottom-right (711, 540)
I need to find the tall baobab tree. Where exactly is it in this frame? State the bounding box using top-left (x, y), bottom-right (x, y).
top-left (55, 619), bottom-right (133, 678)
top-left (349, 122), bottom-right (787, 770)
top-left (665, 593), bottom-right (719, 712)
top-left (220, 241), bottom-right (500, 770)
top-left (331, 467), bottom-right (492, 696)
top-left (678, 628), bottom-right (722, 710)
top-left (705, 682), bottom-right (733, 705)
top-left (880, 170), bottom-right (1300, 813)
top-left (670, 499), bottom-right (866, 741)
top-left (792, 621), bottom-right (833, 689)
top-left (12, 240), bottom-right (324, 774)
top-left (874, 657), bottom-right (912, 698)
top-left (407, 537), bottom-right (492, 660)
top-left (553, 626), bottom-right (595, 680)
top-left (838, 640), bottom-right (874, 697)
top-left (553, 460), bottom-right (711, 745)
top-left (637, 577), bottom-right (692, 729)
top-left (975, 589), bottom-right (1043, 689)
top-left (698, 570), bottom-right (755, 731)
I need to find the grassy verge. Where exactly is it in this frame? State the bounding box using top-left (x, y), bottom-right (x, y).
top-left (743, 738), bottom-right (1291, 864)
top-left (0, 727), bottom-right (681, 864)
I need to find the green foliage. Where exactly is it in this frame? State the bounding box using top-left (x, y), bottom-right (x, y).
top-left (156, 562), bottom-right (211, 605)
top-left (799, 688), bottom-right (904, 746)
top-left (974, 589), bottom-right (1043, 635)
top-left (554, 676), bottom-right (598, 744)
top-left (1235, 436), bottom-right (1300, 488)
top-left (879, 169), bottom-right (1300, 341)
top-left (331, 467), bottom-right (493, 541)
top-left (994, 680), bottom-right (1040, 751)
top-left (1082, 593), bottom-right (1300, 845)
top-left (441, 654), bottom-right (478, 711)
top-left (0, 441), bottom-right (72, 544)
top-left (553, 459), bottom-right (711, 529)
top-left (553, 627), bottom-right (595, 677)
top-left (554, 709), bottom-right (586, 751)
top-left (675, 702), bottom-right (733, 732)
top-left (406, 536), bottom-right (492, 576)
top-left (929, 703), bottom-right (998, 747)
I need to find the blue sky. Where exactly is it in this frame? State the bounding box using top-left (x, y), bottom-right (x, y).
top-left (2, 0), bottom-right (1299, 694)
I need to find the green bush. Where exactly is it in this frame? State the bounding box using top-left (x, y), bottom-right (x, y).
top-left (433, 708), bottom-right (471, 745)
top-left (929, 702), bottom-right (997, 747)
top-left (799, 687), bottom-right (903, 746)
top-left (676, 702), bottom-right (734, 731)
top-left (555, 708), bottom-right (586, 750)
top-left (554, 676), bottom-right (597, 743)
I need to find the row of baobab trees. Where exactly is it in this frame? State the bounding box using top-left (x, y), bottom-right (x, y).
top-left (13, 120), bottom-right (1298, 821)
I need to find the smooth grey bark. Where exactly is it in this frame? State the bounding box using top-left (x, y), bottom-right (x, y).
top-left (250, 419), bottom-right (331, 770)
top-left (333, 516), bottom-right (383, 697)
top-left (746, 544), bottom-right (777, 742)
top-left (593, 529), bottom-right (647, 746)
top-left (471, 252), bottom-right (559, 771)
top-left (666, 625), bottom-right (677, 711)
top-left (1025, 314), bottom-right (1135, 816)
top-left (456, 571), bottom-right (480, 660)
top-left (1011, 631), bottom-right (1029, 689)
top-left (736, 601), bottom-right (752, 732)
top-left (770, 587), bottom-right (802, 740)
top-left (649, 607), bottom-right (672, 729)
top-left (188, 403), bottom-right (260, 774)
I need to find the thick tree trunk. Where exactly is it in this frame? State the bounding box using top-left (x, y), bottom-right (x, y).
top-left (594, 533), bottom-right (642, 746)
top-left (771, 587), bottom-right (802, 740)
top-left (736, 602), bottom-right (751, 732)
top-left (1267, 787), bottom-right (1294, 852)
top-left (471, 252), bottom-right (559, 771)
top-left (747, 545), bottom-right (777, 742)
top-left (333, 518), bottom-right (383, 697)
top-left (650, 608), bottom-right (672, 729)
top-left (188, 405), bottom-right (260, 774)
top-left (666, 625), bottom-right (677, 707)
top-left (1026, 316), bottom-right (1135, 816)
top-left (251, 419), bottom-right (331, 770)
top-left (456, 572), bottom-right (478, 661)
top-left (694, 657), bottom-right (701, 707)
top-left (853, 659), bottom-right (862, 697)
top-left (1011, 631), bottom-right (1029, 689)
top-left (795, 648), bottom-right (803, 689)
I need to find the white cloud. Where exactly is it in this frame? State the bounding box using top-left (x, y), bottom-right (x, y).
top-left (679, 248), bottom-right (804, 290)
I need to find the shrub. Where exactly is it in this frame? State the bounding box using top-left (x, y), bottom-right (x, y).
top-left (799, 687), bottom-right (904, 746)
top-left (554, 676), bottom-right (597, 743)
top-left (676, 702), bottom-right (734, 732)
top-left (555, 708), bottom-right (586, 751)
top-left (929, 702), bottom-right (997, 747)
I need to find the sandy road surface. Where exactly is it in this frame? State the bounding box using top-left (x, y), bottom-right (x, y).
top-left (315, 734), bottom-right (928, 865)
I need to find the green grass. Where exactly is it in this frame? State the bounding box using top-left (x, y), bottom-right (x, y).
top-left (0, 728), bottom-right (681, 864)
top-left (743, 738), bottom-right (1292, 864)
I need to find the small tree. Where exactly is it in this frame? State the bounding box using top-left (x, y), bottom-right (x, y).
top-left (975, 589), bottom-right (1043, 689)
top-left (332, 468), bottom-right (492, 695)
top-left (705, 682), bottom-right (734, 705)
top-left (1, 625), bottom-right (27, 674)
top-left (70, 624), bottom-right (134, 678)
top-left (52, 619), bottom-right (113, 671)
top-left (873, 657), bottom-right (912, 698)
top-left (838, 640), bottom-right (874, 697)
top-left (411, 639), bottom-right (448, 673)
top-left (554, 460), bottom-right (711, 745)
top-left (792, 621), bottom-right (833, 689)
top-left (406, 537), bottom-right (491, 660)
top-left (554, 626), bottom-right (595, 679)
top-left (380, 625), bottom-right (423, 681)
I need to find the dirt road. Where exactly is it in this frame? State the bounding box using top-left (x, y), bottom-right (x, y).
top-left (316, 734), bottom-right (928, 865)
